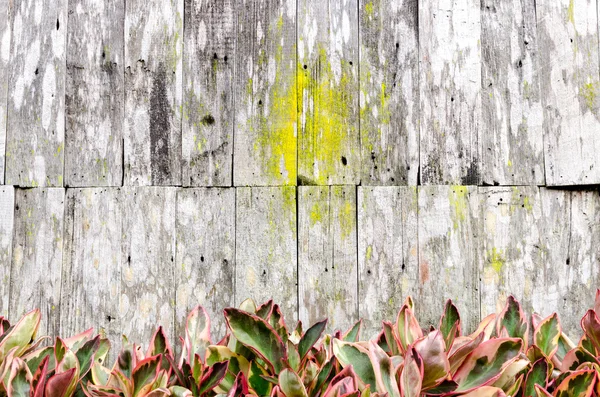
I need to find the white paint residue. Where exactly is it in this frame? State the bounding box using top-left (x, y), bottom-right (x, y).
top-left (257, 21), bottom-right (263, 42)
top-left (286, 0), bottom-right (295, 19)
top-left (342, 11), bottom-right (350, 44)
top-left (42, 66), bottom-right (56, 130)
top-left (13, 39), bottom-right (41, 110)
top-left (34, 1), bottom-right (43, 24)
top-left (198, 19), bottom-right (207, 51)
top-left (34, 155), bottom-right (46, 186)
top-left (76, 3), bottom-right (84, 14)
top-left (268, 56), bottom-right (276, 85)
top-left (1, 30), bottom-right (10, 63)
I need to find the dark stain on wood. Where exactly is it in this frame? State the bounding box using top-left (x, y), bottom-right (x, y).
top-left (150, 64), bottom-right (172, 185)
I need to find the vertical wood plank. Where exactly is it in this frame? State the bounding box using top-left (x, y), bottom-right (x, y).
top-left (65, 0), bottom-right (124, 187)
top-left (121, 187), bottom-right (176, 345)
top-left (6, 0), bottom-right (67, 187)
top-left (175, 188), bottom-right (235, 341)
top-left (60, 188), bottom-right (121, 359)
top-left (236, 187), bottom-right (297, 322)
top-left (124, 0), bottom-right (183, 186)
top-left (481, 0), bottom-right (544, 185)
top-left (418, 186), bottom-right (481, 332)
top-left (419, 0), bottom-right (481, 185)
top-left (298, 0), bottom-right (360, 185)
top-left (359, 0), bottom-right (419, 186)
top-left (537, 0), bottom-right (600, 185)
top-left (0, 186), bottom-right (14, 315)
top-left (358, 186), bottom-right (418, 339)
top-left (298, 186), bottom-right (357, 332)
top-left (10, 188), bottom-right (64, 336)
top-left (233, 0), bottom-right (297, 186)
top-left (0, 2), bottom-right (10, 185)
top-left (183, 0), bottom-right (234, 187)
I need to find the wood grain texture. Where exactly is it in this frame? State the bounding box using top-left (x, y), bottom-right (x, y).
top-left (419, 0), bottom-right (481, 185)
top-left (0, 187), bottom-right (14, 315)
top-left (121, 187), bottom-right (176, 345)
top-left (60, 188), bottom-right (121, 359)
top-left (124, 0), bottom-right (183, 186)
top-left (5, 0), bottom-right (66, 187)
top-left (0, 1), bottom-right (10, 185)
top-left (65, 0), bottom-right (124, 187)
top-left (537, 0), bottom-right (600, 186)
top-left (481, 0), bottom-right (544, 186)
top-left (298, 0), bottom-right (360, 186)
top-left (236, 187), bottom-right (297, 322)
top-left (175, 188), bottom-right (235, 341)
top-left (359, 0), bottom-right (419, 186)
top-left (10, 188), bottom-right (64, 336)
top-left (418, 186), bottom-right (481, 333)
top-left (182, 0), bottom-right (234, 187)
top-left (358, 186), bottom-right (418, 339)
top-left (298, 186), bottom-right (357, 332)
top-left (233, 0), bottom-right (297, 186)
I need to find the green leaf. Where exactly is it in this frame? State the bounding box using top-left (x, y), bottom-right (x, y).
top-left (0, 310), bottom-right (41, 361)
top-left (581, 310), bottom-right (600, 355)
top-left (132, 355), bottom-right (161, 397)
top-left (288, 340), bottom-right (301, 372)
top-left (248, 360), bottom-right (271, 396)
top-left (413, 331), bottom-right (449, 390)
top-left (400, 347), bottom-right (422, 397)
top-left (497, 296), bottom-right (528, 347)
top-left (332, 339), bottom-right (376, 391)
top-left (198, 361), bottom-right (228, 395)
top-left (553, 369), bottom-right (596, 397)
top-left (343, 320), bottom-right (362, 342)
top-left (439, 300), bottom-right (461, 350)
top-left (309, 358), bottom-right (333, 397)
top-left (448, 332), bottom-right (484, 374)
top-left (185, 306), bottom-right (211, 365)
top-left (382, 321), bottom-right (399, 356)
top-left (8, 359), bottom-right (32, 397)
top-left (396, 305), bottom-right (422, 353)
top-left (75, 336), bottom-right (100, 378)
top-left (561, 347), bottom-right (599, 372)
top-left (534, 313), bottom-right (561, 358)
top-left (299, 319), bottom-right (327, 360)
top-left (524, 358), bottom-right (549, 397)
top-left (279, 369), bottom-right (308, 397)
top-left (367, 341), bottom-right (400, 397)
top-left (147, 326), bottom-right (172, 357)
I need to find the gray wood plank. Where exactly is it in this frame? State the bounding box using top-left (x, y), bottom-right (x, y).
top-left (358, 186), bottom-right (418, 339)
top-left (10, 188), bottom-right (64, 336)
top-left (481, 0), bottom-right (545, 186)
top-left (233, 0), bottom-right (297, 186)
top-left (236, 187), bottom-right (297, 322)
top-left (182, 0), bottom-right (234, 187)
top-left (60, 188), bottom-right (121, 359)
top-left (418, 186), bottom-right (481, 333)
top-left (121, 187), bottom-right (176, 346)
top-left (537, 0), bottom-right (600, 186)
top-left (359, 0), bottom-right (419, 186)
top-left (419, 0), bottom-right (481, 185)
top-left (65, 0), bottom-right (124, 187)
top-left (5, 0), bottom-right (67, 187)
top-left (298, 186), bottom-right (357, 332)
top-left (298, 0), bottom-right (360, 186)
top-left (124, 0), bottom-right (183, 186)
top-left (0, 1), bottom-right (10, 185)
top-left (175, 188), bottom-right (235, 341)
top-left (0, 186), bottom-right (14, 315)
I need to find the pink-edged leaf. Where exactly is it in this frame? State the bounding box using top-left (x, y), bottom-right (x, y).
top-left (185, 306), bottom-right (211, 366)
top-left (198, 361), bottom-right (228, 395)
top-left (526, 345), bottom-right (545, 363)
top-left (400, 347), bottom-right (423, 397)
top-left (524, 358), bottom-right (550, 397)
top-left (561, 347), bottom-right (599, 372)
top-left (132, 355), bottom-right (162, 397)
top-left (332, 339), bottom-right (376, 391)
top-left (534, 313), bottom-right (561, 359)
top-left (396, 305), bottom-right (422, 353)
top-left (63, 327), bottom-right (94, 351)
top-left (553, 369), bottom-right (596, 397)
top-left (367, 341), bottom-right (400, 397)
top-left (449, 332), bottom-right (485, 374)
top-left (269, 304), bottom-right (289, 344)
top-left (45, 368), bottom-right (77, 397)
top-left (227, 372), bottom-right (249, 397)
top-left (534, 384), bottom-right (553, 397)
top-left (256, 300), bottom-right (274, 320)
top-left (278, 369), bottom-right (308, 397)
top-left (413, 331), bottom-right (449, 390)
top-left (147, 326), bottom-right (173, 358)
top-left (594, 290), bottom-right (600, 319)
top-left (460, 386), bottom-right (507, 397)
top-left (299, 319), bottom-right (327, 361)
top-left (0, 309), bottom-right (41, 361)
top-left (323, 377), bottom-right (356, 397)
top-left (342, 320), bottom-right (363, 342)
top-left (382, 321), bottom-right (399, 356)
top-left (468, 314), bottom-right (496, 341)
top-left (497, 296), bottom-right (528, 349)
top-left (491, 358), bottom-right (528, 390)
top-left (439, 300), bottom-right (461, 350)
top-left (32, 356), bottom-right (49, 397)
top-left (7, 358), bottom-right (32, 397)
top-left (581, 310), bottom-right (600, 355)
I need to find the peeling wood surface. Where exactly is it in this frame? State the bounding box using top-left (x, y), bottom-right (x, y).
top-left (65, 0), bottom-right (124, 187)
top-left (5, 0), bottom-right (66, 187)
top-left (359, 0), bottom-right (419, 186)
top-left (298, 186), bottom-right (357, 332)
top-left (182, 0), bottom-right (234, 187)
top-left (0, 1), bottom-right (10, 185)
top-left (0, 187), bottom-right (14, 315)
top-left (175, 188), bottom-right (235, 341)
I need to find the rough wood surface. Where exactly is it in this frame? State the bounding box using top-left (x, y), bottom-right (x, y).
top-left (297, 0), bottom-right (360, 186)
top-left (481, 0), bottom-right (544, 186)
top-left (298, 186), bottom-right (357, 332)
top-left (236, 187), bottom-right (297, 321)
top-left (121, 187), bottom-right (176, 345)
top-left (537, 0), bottom-right (600, 186)
top-left (124, 0), bottom-right (183, 186)
top-left (233, 0), bottom-right (297, 186)
top-left (65, 0), bottom-right (124, 187)
top-left (419, 0), bottom-right (481, 185)
top-left (0, 1), bottom-right (10, 185)
top-left (175, 188), bottom-right (235, 341)
top-left (5, 0), bottom-right (66, 187)
top-left (418, 185), bottom-right (481, 333)
top-left (359, 0), bottom-right (419, 186)
top-left (10, 188), bottom-right (64, 336)
top-left (182, 0), bottom-right (234, 187)
top-left (0, 187), bottom-right (14, 315)
top-left (357, 186), bottom-right (418, 339)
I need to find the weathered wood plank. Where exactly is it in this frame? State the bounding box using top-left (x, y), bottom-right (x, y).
top-left (418, 186), bottom-right (481, 333)
top-left (298, 186), bottom-right (357, 332)
top-left (537, 0), bottom-right (600, 185)
top-left (124, 0), bottom-right (183, 186)
top-left (481, 0), bottom-right (544, 185)
top-left (0, 186), bottom-right (14, 315)
top-left (65, 0), bottom-right (124, 187)
top-left (359, 0), bottom-right (419, 186)
top-left (358, 186), bottom-right (418, 339)
top-left (0, 2), bottom-right (10, 185)
top-left (298, 0), bottom-right (360, 186)
top-left (60, 188), bottom-right (121, 359)
top-left (10, 188), bottom-right (64, 336)
top-left (182, 0), bottom-right (234, 187)
top-left (175, 188), bottom-right (235, 341)
top-left (233, 0), bottom-right (297, 186)
top-left (121, 187), bottom-right (176, 345)
top-left (236, 187), bottom-right (297, 322)
top-left (5, 0), bottom-right (67, 187)
top-left (419, 0), bottom-right (481, 185)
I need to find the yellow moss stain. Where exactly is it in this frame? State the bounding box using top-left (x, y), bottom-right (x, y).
top-left (486, 248), bottom-right (505, 274)
top-left (448, 186), bottom-right (468, 230)
top-left (365, 244), bottom-right (373, 261)
top-left (309, 201), bottom-right (324, 226)
top-left (365, 1), bottom-right (374, 19)
top-left (581, 81), bottom-right (597, 110)
top-left (338, 198), bottom-right (354, 240)
top-left (567, 0), bottom-right (575, 24)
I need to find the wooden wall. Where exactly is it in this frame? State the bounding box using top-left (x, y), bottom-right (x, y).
top-left (0, 0), bottom-right (599, 347)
